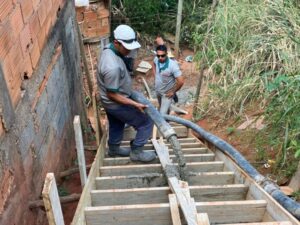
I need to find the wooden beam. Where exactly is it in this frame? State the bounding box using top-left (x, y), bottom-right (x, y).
top-left (195, 200), bottom-right (267, 223)
top-left (42, 173), bottom-right (65, 225)
top-left (189, 172), bottom-right (234, 186)
top-left (169, 194), bottom-right (182, 225)
top-left (71, 132), bottom-right (107, 225)
top-left (197, 213), bottom-right (210, 225)
top-left (73, 116), bottom-right (87, 187)
top-left (219, 222), bottom-right (292, 225)
top-left (168, 177), bottom-right (198, 225)
top-left (121, 137), bottom-right (199, 145)
top-left (85, 204), bottom-right (171, 225)
top-left (90, 184), bottom-right (248, 206)
top-left (95, 174), bottom-right (167, 189)
top-left (85, 201), bottom-right (267, 225)
top-left (103, 153), bottom-right (213, 166)
top-left (100, 161), bottom-right (224, 176)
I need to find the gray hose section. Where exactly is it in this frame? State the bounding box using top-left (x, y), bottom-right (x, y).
top-left (130, 91), bottom-right (188, 181)
top-left (164, 114), bottom-right (300, 220)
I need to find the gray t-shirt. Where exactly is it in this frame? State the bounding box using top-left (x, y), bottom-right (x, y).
top-left (154, 57), bottom-right (182, 95)
top-left (97, 44), bottom-right (132, 109)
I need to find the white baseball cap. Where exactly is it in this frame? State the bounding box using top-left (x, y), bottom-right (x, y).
top-left (114, 25), bottom-right (141, 50)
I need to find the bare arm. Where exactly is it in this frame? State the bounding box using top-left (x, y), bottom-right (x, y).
top-left (152, 61), bottom-right (156, 78)
top-left (107, 91), bottom-right (148, 112)
top-left (165, 76), bottom-right (185, 98)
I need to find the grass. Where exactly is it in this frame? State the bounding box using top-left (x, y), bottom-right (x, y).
top-left (193, 0), bottom-right (300, 176)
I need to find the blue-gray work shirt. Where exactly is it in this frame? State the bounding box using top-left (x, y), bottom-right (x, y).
top-left (97, 45), bottom-right (132, 109)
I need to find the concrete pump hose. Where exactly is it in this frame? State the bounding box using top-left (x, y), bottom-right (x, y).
top-left (130, 91), bottom-right (188, 181)
top-left (163, 114), bottom-right (300, 220)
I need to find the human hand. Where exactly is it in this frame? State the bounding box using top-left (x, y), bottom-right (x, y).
top-left (134, 103), bottom-right (148, 113)
top-left (165, 91), bottom-right (174, 98)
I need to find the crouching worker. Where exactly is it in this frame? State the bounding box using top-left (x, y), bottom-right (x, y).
top-left (153, 45), bottom-right (184, 114)
top-left (97, 24), bottom-right (156, 163)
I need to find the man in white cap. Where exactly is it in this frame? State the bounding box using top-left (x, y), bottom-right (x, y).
top-left (97, 24), bottom-right (156, 163)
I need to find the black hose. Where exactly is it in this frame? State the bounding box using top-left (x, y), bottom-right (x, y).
top-left (163, 114), bottom-right (300, 220)
top-left (130, 91), bottom-right (188, 180)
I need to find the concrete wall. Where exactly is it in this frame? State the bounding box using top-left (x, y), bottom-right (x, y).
top-left (0, 0), bottom-right (84, 224)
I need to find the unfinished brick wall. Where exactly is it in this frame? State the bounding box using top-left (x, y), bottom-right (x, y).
top-left (0, 1), bottom-right (84, 224)
top-left (76, 0), bottom-right (110, 40)
top-left (0, 0), bottom-right (65, 108)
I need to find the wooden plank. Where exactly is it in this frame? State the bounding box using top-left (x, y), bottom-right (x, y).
top-left (152, 139), bottom-right (171, 168)
top-left (42, 173), bottom-right (65, 225)
top-left (85, 200), bottom-right (267, 225)
top-left (103, 153), bottom-right (213, 166)
top-left (91, 187), bottom-right (170, 206)
top-left (100, 161), bottom-right (224, 176)
top-left (71, 132), bottom-right (107, 225)
top-left (219, 222), bottom-right (292, 225)
top-left (197, 213), bottom-right (210, 225)
top-left (85, 204), bottom-right (172, 225)
top-left (73, 116), bottom-right (87, 187)
top-left (189, 172), bottom-right (235, 185)
top-left (248, 183), bottom-right (300, 225)
top-left (90, 184), bottom-right (248, 206)
top-left (123, 142), bottom-right (203, 150)
top-left (190, 184), bottom-right (248, 201)
top-left (195, 200), bottom-right (267, 223)
top-left (209, 136), bottom-right (300, 225)
top-left (168, 177), bottom-right (198, 225)
top-left (121, 137), bottom-right (199, 145)
top-left (100, 164), bottom-right (162, 176)
top-left (169, 194), bottom-right (182, 225)
top-left (95, 174), bottom-right (167, 189)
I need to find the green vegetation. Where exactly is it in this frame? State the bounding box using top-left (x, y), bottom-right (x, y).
top-left (111, 0), bottom-right (211, 43)
top-left (112, 0), bottom-right (300, 178)
top-left (193, 0), bottom-right (300, 176)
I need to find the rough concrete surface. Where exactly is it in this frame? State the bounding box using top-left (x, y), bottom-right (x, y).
top-left (0, 1), bottom-right (84, 224)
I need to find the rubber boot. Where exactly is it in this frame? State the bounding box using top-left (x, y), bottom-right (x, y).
top-left (130, 144), bottom-right (156, 163)
top-left (108, 144), bottom-right (130, 157)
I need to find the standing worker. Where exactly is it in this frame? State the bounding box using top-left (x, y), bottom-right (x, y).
top-left (153, 44), bottom-right (184, 114)
top-left (97, 24), bottom-right (156, 163)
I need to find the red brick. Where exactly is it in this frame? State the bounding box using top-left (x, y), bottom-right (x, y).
top-left (9, 4), bottom-right (24, 36)
top-left (7, 40), bottom-right (24, 79)
top-left (20, 53), bottom-right (33, 79)
top-left (37, 25), bottom-right (46, 50)
top-left (101, 17), bottom-right (109, 27)
top-left (0, 20), bottom-right (15, 59)
top-left (84, 11), bottom-right (97, 22)
top-left (29, 12), bottom-right (41, 39)
top-left (0, 0), bottom-right (13, 23)
top-left (37, 0), bottom-right (47, 26)
top-left (97, 8), bottom-right (109, 19)
top-left (43, 15), bottom-right (52, 38)
top-left (19, 24), bottom-right (33, 57)
top-left (20, 0), bottom-right (34, 23)
top-left (29, 38), bottom-right (40, 69)
top-left (1, 55), bottom-right (13, 83)
top-left (97, 25), bottom-right (110, 37)
top-left (31, 0), bottom-right (41, 11)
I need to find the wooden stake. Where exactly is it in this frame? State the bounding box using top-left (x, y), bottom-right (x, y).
top-left (42, 173), bottom-right (65, 225)
top-left (73, 116), bottom-right (87, 187)
top-left (175, 0), bottom-right (183, 57)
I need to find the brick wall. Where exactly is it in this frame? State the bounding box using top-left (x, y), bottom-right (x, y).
top-left (0, 0), bottom-right (65, 108)
top-left (0, 1), bottom-right (84, 224)
top-left (76, 0), bottom-right (110, 40)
